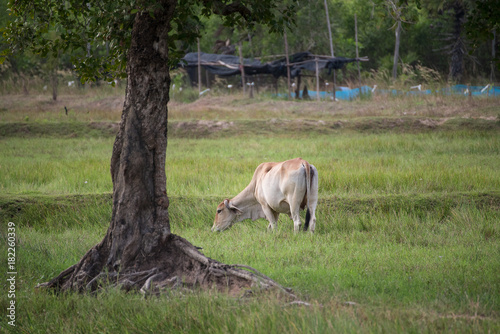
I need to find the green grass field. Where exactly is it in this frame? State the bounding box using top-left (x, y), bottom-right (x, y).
top-left (1, 91), bottom-right (499, 333)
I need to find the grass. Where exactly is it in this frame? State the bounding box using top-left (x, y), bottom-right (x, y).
top-left (1, 195), bottom-right (499, 333)
top-left (10, 287), bottom-right (494, 333)
top-left (1, 89), bottom-right (499, 333)
top-left (1, 132), bottom-right (499, 197)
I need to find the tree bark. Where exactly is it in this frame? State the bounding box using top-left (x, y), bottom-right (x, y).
top-left (392, 20), bottom-right (401, 79)
top-left (107, 0), bottom-right (173, 272)
top-left (37, 1), bottom-right (175, 292)
top-left (37, 0), bottom-right (293, 298)
top-left (238, 42), bottom-right (246, 94)
top-left (491, 29), bottom-right (496, 82)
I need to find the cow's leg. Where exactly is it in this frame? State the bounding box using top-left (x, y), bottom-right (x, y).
top-left (262, 205), bottom-right (279, 230)
top-left (307, 207), bottom-right (317, 232)
top-left (306, 164), bottom-right (319, 233)
top-left (289, 186), bottom-right (306, 232)
top-left (289, 202), bottom-right (302, 233)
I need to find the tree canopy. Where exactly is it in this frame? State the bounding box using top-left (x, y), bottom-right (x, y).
top-left (2, 0), bottom-right (295, 82)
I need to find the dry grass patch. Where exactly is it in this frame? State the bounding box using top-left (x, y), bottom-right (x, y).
top-left (2, 90), bottom-right (499, 123)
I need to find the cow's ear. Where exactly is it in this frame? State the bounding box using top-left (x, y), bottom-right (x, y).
top-left (228, 201), bottom-right (243, 215)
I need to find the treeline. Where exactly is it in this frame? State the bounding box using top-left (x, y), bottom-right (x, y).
top-left (1, 0), bottom-right (498, 95)
top-left (194, 0), bottom-right (498, 84)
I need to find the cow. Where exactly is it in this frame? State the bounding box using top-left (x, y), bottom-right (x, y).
top-left (212, 158), bottom-right (318, 233)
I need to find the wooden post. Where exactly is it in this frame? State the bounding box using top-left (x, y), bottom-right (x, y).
top-left (284, 29), bottom-right (292, 99)
top-left (296, 75), bottom-right (301, 99)
top-left (332, 77), bottom-right (336, 102)
top-left (197, 38), bottom-right (202, 94)
top-left (355, 13), bottom-right (362, 89)
top-left (315, 58), bottom-right (320, 101)
top-left (238, 42), bottom-right (246, 95)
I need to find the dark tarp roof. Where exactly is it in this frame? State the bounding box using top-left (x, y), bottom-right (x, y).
top-left (179, 52), bottom-right (361, 81)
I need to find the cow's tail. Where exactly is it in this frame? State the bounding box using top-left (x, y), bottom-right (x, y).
top-left (303, 162), bottom-right (312, 231)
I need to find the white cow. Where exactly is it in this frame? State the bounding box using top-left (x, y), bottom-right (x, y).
top-left (212, 158), bottom-right (318, 232)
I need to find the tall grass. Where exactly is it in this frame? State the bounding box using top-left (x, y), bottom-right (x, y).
top-left (1, 196), bottom-right (499, 333)
top-left (0, 137), bottom-right (113, 194)
top-left (3, 132), bottom-right (498, 197)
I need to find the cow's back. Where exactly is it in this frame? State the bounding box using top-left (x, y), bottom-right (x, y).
top-left (255, 158), bottom-right (308, 214)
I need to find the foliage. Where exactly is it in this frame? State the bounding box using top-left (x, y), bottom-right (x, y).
top-left (465, 0), bottom-right (500, 42)
top-left (1, 0), bottom-right (498, 86)
top-left (465, 0), bottom-right (500, 69)
top-left (1, 0), bottom-right (296, 83)
top-left (369, 59), bottom-right (444, 87)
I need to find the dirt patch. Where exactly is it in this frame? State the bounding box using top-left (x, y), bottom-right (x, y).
top-left (417, 118), bottom-right (450, 128)
top-left (461, 115), bottom-right (498, 121)
top-left (173, 120), bottom-right (235, 137)
top-left (2, 117), bottom-right (499, 139)
top-left (89, 121), bottom-right (121, 132)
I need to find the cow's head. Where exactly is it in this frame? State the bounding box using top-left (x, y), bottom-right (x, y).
top-left (212, 199), bottom-right (242, 232)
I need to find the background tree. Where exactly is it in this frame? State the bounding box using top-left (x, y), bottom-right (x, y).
top-left (382, 0), bottom-right (419, 79)
top-left (446, 0), bottom-right (468, 82)
top-left (465, 0), bottom-right (500, 77)
top-left (3, 0), bottom-right (297, 294)
top-left (420, 0), bottom-right (473, 82)
top-left (2, 0), bottom-right (498, 91)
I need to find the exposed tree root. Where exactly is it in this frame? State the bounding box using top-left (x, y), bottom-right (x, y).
top-left (36, 234), bottom-right (299, 301)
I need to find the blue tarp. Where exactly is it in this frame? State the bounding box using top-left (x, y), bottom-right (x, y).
top-left (283, 85), bottom-right (500, 100)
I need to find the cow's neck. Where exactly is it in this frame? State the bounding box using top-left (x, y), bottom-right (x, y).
top-left (231, 183), bottom-right (265, 222)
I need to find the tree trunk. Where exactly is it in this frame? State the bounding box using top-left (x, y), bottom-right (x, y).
top-left (37, 0), bottom-right (292, 298)
top-left (491, 29), bottom-right (496, 82)
top-left (238, 42), bottom-right (246, 94)
top-left (392, 20), bottom-right (401, 79)
top-left (36, 2), bottom-right (174, 292)
top-left (21, 74), bottom-right (29, 95)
